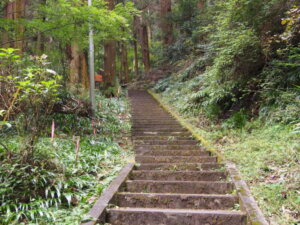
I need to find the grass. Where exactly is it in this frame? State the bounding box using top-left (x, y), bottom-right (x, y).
top-left (209, 123), bottom-right (300, 225)
top-left (155, 92), bottom-right (300, 225)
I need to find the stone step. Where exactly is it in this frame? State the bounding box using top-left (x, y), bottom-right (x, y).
top-left (133, 122), bottom-right (180, 125)
top-left (107, 208), bottom-right (247, 225)
top-left (133, 136), bottom-right (194, 141)
top-left (133, 140), bottom-right (199, 145)
top-left (132, 125), bottom-right (184, 129)
top-left (132, 115), bottom-right (173, 118)
top-left (130, 170), bottom-right (227, 181)
top-left (135, 145), bottom-right (203, 150)
top-left (132, 118), bottom-right (174, 121)
top-left (135, 156), bottom-right (217, 163)
top-left (135, 163), bottom-right (223, 171)
top-left (125, 180), bottom-right (233, 194)
top-left (133, 128), bottom-right (187, 132)
top-left (132, 131), bottom-right (191, 136)
top-left (135, 150), bottom-right (210, 157)
top-left (132, 112), bottom-right (168, 114)
top-left (113, 193), bottom-right (238, 210)
top-left (131, 113), bottom-right (172, 116)
top-left (133, 122), bottom-right (182, 125)
top-left (132, 120), bottom-right (178, 123)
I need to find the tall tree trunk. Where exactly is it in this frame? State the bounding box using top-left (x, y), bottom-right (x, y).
top-left (160, 0), bottom-right (173, 45)
top-left (133, 16), bottom-right (140, 79)
top-left (2, 0), bottom-right (27, 51)
top-left (36, 0), bottom-right (46, 54)
top-left (140, 22), bottom-right (151, 73)
top-left (79, 51), bottom-right (89, 90)
top-left (36, 31), bottom-right (45, 53)
top-left (133, 39), bottom-right (139, 79)
top-left (67, 44), bottom-right (89, 94)
top-left (104, 0), bottom-right (116, 90)
top-left (104, 40), bottom-right (116, 89)
top-left (67, 44), bottom-right (80, 93)
top-left (135, 16), bottom-right (150, 74)
top-left (132, 1), bottom-right (151, 76)
top-left (120, 41), bottom-right (130, 84)
top-left (15, 0), bottom-right (26, 51)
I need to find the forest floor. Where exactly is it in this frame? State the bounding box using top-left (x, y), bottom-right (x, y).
top-left (153, 92), bottom-right (300, 225)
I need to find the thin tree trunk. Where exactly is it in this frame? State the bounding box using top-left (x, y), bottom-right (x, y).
top-left (120, 41), bottom-right (130, 84)
top-left (104, 0), bottom-right (116, 90)
top-left (36, 32), bottom-right (46, 53)
top-left (140, 22), bottom-right (151, 73)
top-left (133, 16), bottom-right (140, 79)
top-left (79, 52), bottom-right (89, 90)
top-left (135, 16), bottom-right (150, 74)
top-left (160, 0), bottom-right (173, 45)
top-left (36, 0), bottom-right (46, 53)
top-left (132, 1), bottom-right (151, 76)
top-left (133, 39), bottom-right (139, 79)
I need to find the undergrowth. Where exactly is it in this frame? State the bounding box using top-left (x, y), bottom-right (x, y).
top-left (207, 122), bottom-right (300, 224)
top-left (153, 92), bottom-right (300, 225)
top-left (0, 93), bottom-right (132, 225)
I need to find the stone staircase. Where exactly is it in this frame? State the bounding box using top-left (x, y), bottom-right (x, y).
top-left (102, 90), bottom-right (248, 225)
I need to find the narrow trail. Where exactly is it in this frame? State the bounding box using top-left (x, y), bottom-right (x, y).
top-left (100, 90), bottom-right (247, 224)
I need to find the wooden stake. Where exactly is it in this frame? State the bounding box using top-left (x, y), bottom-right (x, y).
top-left (75, 136), bottom-right (80, 161)
top-left (51, 120), bottom-right (55, 142)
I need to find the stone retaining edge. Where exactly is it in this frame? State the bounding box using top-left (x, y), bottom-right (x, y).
top-left (81, 163), bottom-right (135, 225)
top-left (148, 90), bottom-right (269, 225)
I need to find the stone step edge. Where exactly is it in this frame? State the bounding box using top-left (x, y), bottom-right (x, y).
top-left (107, 207), bottom-right (246, 215)
top-left (116, 192), bottom-right (236, 197)
top-left (106, 207), bottom-right (247, 224)
top-left (130, 170), bottom-right (226, 174)
top-left (80, 163), bottom-right (134, 225)
top-left (134, 163), bottom-right (224, 171)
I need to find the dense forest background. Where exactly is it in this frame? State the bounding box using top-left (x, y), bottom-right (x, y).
top-left (152, 1), bottom-right (300, 224)
top-left (155, 0), bottom-right (300, 124)
top-left (0, 0), bottom-right (299, 224)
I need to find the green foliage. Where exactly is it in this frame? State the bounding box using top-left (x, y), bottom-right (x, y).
top-left (30, 0), bottom-right (135, 43)
top-left (260, 89), bottom-right (300, 124)
top-left (279, 5), bottom-right (300, 44)
top-left (155, 0), bottom-right (300, 124)
top-left (153, 1), bottom-right (300, 223)
top-left (222, 109), bottom-right (248, 129)
top-left (0, 0), bottom-right (138, 76)
top-left (0, 46), bottom-right (132, 224)
top-left (0, 93), bottom-right (131, 224)
top-left (1, 49), bottom-right (63, 158)
top-left (171, 0), bottom-right (200, 35)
